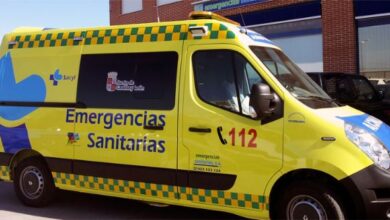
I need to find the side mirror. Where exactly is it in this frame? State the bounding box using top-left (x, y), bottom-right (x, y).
top-left (250, 83), bottom-right (275, 119)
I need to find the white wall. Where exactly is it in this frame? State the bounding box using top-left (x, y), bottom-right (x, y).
top-left (122, 0), bottom-right (142, 14)
top-left (157, 0), bottom-right (181, 6)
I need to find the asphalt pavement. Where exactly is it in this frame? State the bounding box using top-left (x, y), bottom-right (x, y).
top-left (0, 181), bottom-right (240, 220)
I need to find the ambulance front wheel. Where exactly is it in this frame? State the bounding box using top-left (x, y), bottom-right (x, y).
top-left (14, 157), bottom-right (55, 207)
top-left (276, 181), bottom-right (346, 220)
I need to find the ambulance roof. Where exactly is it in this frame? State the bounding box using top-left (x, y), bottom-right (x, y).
top-left (2, 11), bottom-right (279, 51)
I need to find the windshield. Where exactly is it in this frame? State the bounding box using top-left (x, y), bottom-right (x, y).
top-left (351, 77), bottom-right (379, 101)
top-left (321, 75), bottom-right (380, 103)
top-left (250, 46), bottom-right (338, 108)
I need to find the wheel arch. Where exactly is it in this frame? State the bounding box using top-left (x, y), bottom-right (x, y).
top-left (268, 168), bottom-right (362, 219)
top-left (9, 149), bottom-right (49, 180)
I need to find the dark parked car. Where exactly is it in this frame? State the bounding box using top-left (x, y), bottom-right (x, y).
top-left (308, 72), bottom-right (390, 125)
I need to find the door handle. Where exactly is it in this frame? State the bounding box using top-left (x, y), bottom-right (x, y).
top-left (189, 127), bottom-right (211, 133)
top-left (217, 126), bottom-right (227, 145)
top-left (144, 125), bottom-right (164, 130)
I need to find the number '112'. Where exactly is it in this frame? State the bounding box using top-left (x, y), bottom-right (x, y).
top-left (228, 128), bottom-right (257, 148)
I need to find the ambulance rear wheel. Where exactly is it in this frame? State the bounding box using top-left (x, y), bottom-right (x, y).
top-left (276, 182), bottom-right (346, 220)
top-left (14, 157), bottom-right (55, 207)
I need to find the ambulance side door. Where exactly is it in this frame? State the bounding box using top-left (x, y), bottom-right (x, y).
top-left (72, 49), bottom-right (180, 200)
top-left (179, 44), bottom-right (283, 212)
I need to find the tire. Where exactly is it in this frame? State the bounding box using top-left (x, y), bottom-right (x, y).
top-left (274, 181), bottom-right (346, 220)
top-left (13, 157), bottom-right (55, 207)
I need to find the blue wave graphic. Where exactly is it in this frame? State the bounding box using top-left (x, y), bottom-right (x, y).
top-left (0, 52), bottom-right (46, 121)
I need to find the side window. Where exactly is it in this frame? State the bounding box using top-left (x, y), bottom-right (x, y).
top-left (246, 63), bottom-right (262, 87)
top-left (234, 53), bottom-right (263, 117)
top-left (193, 50), bottom-right (263, 118)
top-left (323, 76), bottom-right (355, 102)
top-left (77, 52), bottom-right (178, 110)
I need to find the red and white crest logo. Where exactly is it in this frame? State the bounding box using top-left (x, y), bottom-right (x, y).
top-left (106, 72), bottom-right (118, 92)
top-left (106, 71), bottom-right (145, 92)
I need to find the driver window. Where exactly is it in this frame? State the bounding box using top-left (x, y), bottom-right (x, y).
top-left (193, 50), bottom-right (263, 118)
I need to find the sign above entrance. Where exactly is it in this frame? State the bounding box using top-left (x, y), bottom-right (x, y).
top-left (194, 0), bottom-right (268, 12)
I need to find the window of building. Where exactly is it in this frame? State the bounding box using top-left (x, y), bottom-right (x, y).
top-left (251, 18), bottom-right (323, 72)
top-left (355, 1), bottom-right (390, 78)
top-left (358, 17), bottom-right (390, 78)
top-left (157, 0), bottom-right (181, 6)
top-left (193, 50), bottom-right (261, 118)
top-left (122, 0), bottom-right (142, 14)
top-left (77, 52), bottom-right (178, 110)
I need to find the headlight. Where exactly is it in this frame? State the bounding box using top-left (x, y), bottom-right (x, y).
top-left (345, 122), bottom-right (390, 170)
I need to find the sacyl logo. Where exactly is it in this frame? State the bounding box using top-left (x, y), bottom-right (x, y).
top-left (49, 69), bottom-right (76, 86)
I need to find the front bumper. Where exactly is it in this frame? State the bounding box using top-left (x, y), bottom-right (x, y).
top-left (341, 165), bottom-right (390, 219)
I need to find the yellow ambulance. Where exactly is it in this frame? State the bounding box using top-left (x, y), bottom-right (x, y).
top-left (0, 11), bottom-right (389, 219)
